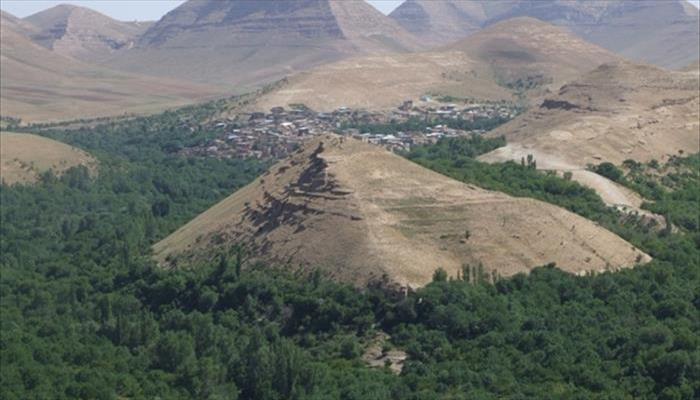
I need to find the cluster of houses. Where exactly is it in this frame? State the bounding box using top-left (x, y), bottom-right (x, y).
top-left (180, 99), bottom-right (519, 159)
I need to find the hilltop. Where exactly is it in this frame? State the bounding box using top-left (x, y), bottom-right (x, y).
top-left (154, 135), bottom-right (649, 288)
top-left (390, 0), bottom-right (699, 69)
top-left (0, 132), bottom-right (97, 185)
top-left (479, 61), bottom-right (700, 208)
top-left (105, 0), bottom-right (421, 89)
top-left (445, 17), bottom-right (620, 92)
top-left (24, 4), bottom-right (151, 62)
top-left (0, 11), bottom-right (218, 123)
top-left (253, 17), bottom-right (619, 111)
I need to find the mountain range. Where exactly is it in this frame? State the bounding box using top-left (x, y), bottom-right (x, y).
top-left (0, 10), bottom-right (217, 122)
top-left (2, 0), bottom-right (699, 122)
top-left (390, 0), bottom-right (700, 69)
top-left (104, 0), bottom-right (422, 88)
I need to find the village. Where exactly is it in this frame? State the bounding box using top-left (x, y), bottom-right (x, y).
top-left (180, 98), bottom-right (520, 160)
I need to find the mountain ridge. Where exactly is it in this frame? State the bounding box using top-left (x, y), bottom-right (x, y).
top-left (24, 4), bottom-right (151, 62)
top-left (105, 0), bottom-right (422, 89)
top-left (390, 0), bottom-right (700, 69)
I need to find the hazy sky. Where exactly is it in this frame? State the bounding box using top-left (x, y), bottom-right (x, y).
top-left (0, 0), bottom-right (406, 20)
top-left (1, 0), bottom-right (698, 21)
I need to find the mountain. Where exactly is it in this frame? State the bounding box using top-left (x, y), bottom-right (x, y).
top-left (0, 11), bottom-right (217, 122)
top-left (253, 17), bottom-right (619, 112)
top-left (390, 0), bottom-right (700, 69)
top-left (24, 4), bottom-right (151, 62)
top-left (106, 0), bottom-right (422, 89)
top-left (1, 10), bottom-right (40, 38)
top-left (445, 17), bottom-right (620, 91)
top-left (154, 135), bottom-right (649, 288)
top-left (388, 0), bottom-right (516, 45)
top-left (0, 132), bottom-right (97, 185)
top-left (479, 61), bottom-right (700, 208)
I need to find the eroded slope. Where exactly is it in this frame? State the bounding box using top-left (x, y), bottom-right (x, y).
top-left (155, 135), bottom-right (649, 288)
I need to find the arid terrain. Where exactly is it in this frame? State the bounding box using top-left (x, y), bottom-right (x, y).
top-left (391, 0), bottom-right (700, 69)
top-left (104, 0), bottom-right (422, 89)
top-left (0, 11), bottom-right (218, 123)
top-left (479, 61), bottom-right (700, 208)
top-left (24, 4), bottom-right (151, 62)
top-left (155, 135), bottom-right (650, 288)
top-left (254, 17), bottom-right (619, 112)
top-left (0, 132), bottom-right (97, 185)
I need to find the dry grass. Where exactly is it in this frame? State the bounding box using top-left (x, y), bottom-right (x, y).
top-left (154, 135), bottom-right (649, 288)
top-left (0, 132), bottom-right (97, 185)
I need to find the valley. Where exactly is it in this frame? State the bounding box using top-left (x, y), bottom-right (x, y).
top-left (1, 1), bottom-right (698, 399)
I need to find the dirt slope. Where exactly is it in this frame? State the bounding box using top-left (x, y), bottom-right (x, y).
top-left (254, 17), bottom-right (618, 111)
top-left (154, 135), bottom-right (650, 288)
top-left (0, 11), bottom-right (218, 123)
top-left (253, 50), bottom-right (513, 112)
top-left (24, 4), bottom-right (151, 62)
top-left (481, 61), bottom-right (700, 167)
top-left (479, 61), bottom-right (700, 209)
top-left (0, 132), bottom-right (97, 185)
top-left (105, 0), bottom-right (421, 89)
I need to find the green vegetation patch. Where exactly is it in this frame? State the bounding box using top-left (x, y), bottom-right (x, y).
top-left (1, 109), bottom-right (698, 399)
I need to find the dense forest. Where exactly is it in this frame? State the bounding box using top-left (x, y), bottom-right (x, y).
top-left (1, 108), bottom-right (698, 399)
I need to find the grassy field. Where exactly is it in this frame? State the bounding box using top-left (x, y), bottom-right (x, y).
top-left (0, 132), bottom-right (97, 185)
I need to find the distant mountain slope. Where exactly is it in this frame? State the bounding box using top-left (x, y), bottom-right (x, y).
top-left (0, 132), bottom-right (97, 185)
top-left (445, 17), bottom-right (620, 91)
top-left (479, 61), bottom-right (700, 208)
top-left (1, 10), bottom-right (40, 38)
top-left (254, 17), bottom-right (619, 111)
top-left (0, 11), bottom-right (217, 123)
top-left (24, 4), bottom-right (151, 62)
top-left (390, 0), bottom-right (700, 69)
top-left (389, 0), bottom-right (515, 45)
top-left (107, 0), bottom-right (422, 89)
top-left (154, 135), bottom-right (650, 288)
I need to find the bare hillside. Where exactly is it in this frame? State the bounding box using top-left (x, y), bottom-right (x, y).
top-left (154, 135), bottom-right (650, 288)
top-left (24, 4), bottom-right (151, 62)
top-left (479, 61), bottom-right (700, 209)
top-left (253, 51), bottom-right (513, 112)
top-left (445, 17), bottom-right (621, 92)
top-left (0, 132), bottom-right (97, 185)
top-left (0, 11), bottom-right (218, 123)
top-left (106, 0), bottom-right (422, 89)
top-left (254, 17), bottom-right (619, 112)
